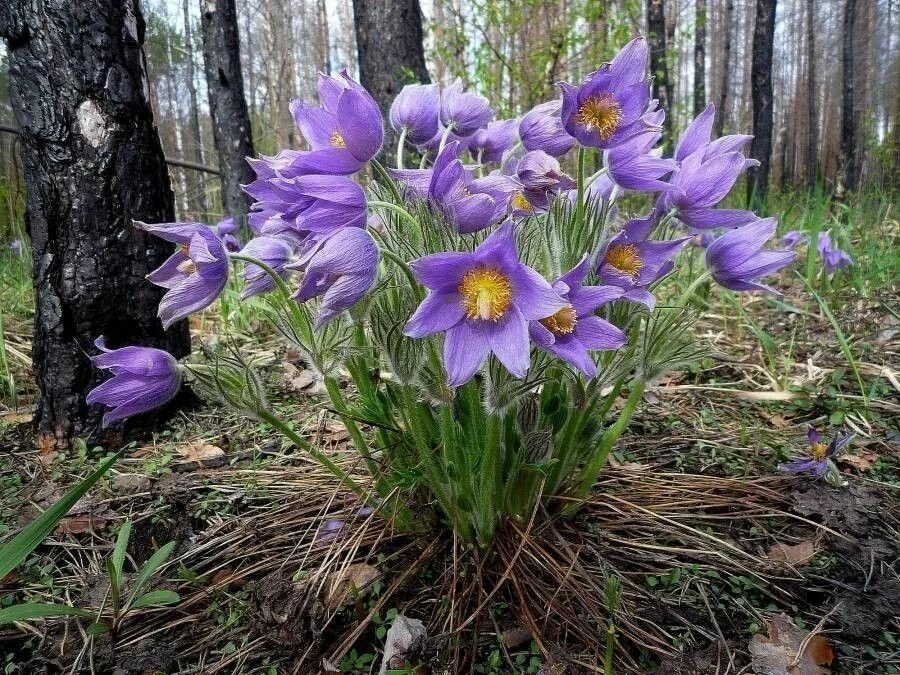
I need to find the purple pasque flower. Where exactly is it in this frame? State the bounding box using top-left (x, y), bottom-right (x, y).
top-left (239, 235), bottom-right (296, 299)
top-left (404, 222), bottom-right (567, 386)
top-left (779, 427), bottom-right (854, 477)
top-left (288, 227), bottom-right (379, 327)
top-left (596, 214), bottom-right (689, 309)
top-left (9, 239), bottom-right (23, 253)
top-left (393, 141), bottom-right (507, 233)
top-left (705, 218), bottom-right (796, 294)
top-left (315, 518), bottom-right (344, 543)
top-left (558, 38), bottom-right (654, 149)
top-left (519, 100), bottom-right (575, 157)
top-left (517, 150), bottom-right (575, 195)
top-left (390, 83), bottom-right (441, 146)
top-left (86, 337), bottom-right (181, 427)
top-left (137, 222), bottom-right (229, 329)
top-left (530, 256), bottom-right (626, 377)
top-left (659, 149), bottom-right (758, 229)
top-left (244, 174), bottom-right (367, 235)
top-left (675, 103), bottom-right (759, 170)
top-left (604, 109), bottom-right (678, 193)
top-left (781, 230), bottom-right (809, 248)
top-left (210, 217), bottom-right (242, 252)
top-left (817, 232), bottom-right (853, 274)
top-left (440, 79), bottom-right (494, 137)
top-left (469, 119), bottom-right (519, 163)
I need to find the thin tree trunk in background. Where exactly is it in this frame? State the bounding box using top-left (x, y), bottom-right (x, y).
top-left (715, 0), bottom-right (733, 135)
top-left (352, 0), bottom-right (430, 162)
top-left (183, 0), bottom-right (209, 220)
top-left (694, 0), bottom-right (707, 116)
top-left (200, 0), bottom-right (255, 220)
top-left (0, 0), bottom-right (191, 450)
top-left (805, 0), bottom-right (818, 188)
top-left (841, 0), bottom-right (858, 191)
top-left (647, 0), bottom-right (673, 141)
top-left (747, 0), bottom-right (777, 205)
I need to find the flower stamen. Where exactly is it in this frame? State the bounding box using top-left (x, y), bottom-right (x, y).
top-left (604, 243), bottom-right (644, 280)
top-left (540, 305), bottom-right (577, 335)
top-left (574, 93), bottom-right (623, 140)
top-left (330, 130), bottom-right (346, 148)
top-left (512, 192), bottom-right (533, 212)
top-left (810, 442), bottom-right (828, 461)
top-left (459, 266), bottom-right (513, 321)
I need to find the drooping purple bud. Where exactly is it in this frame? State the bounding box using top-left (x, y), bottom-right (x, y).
top-left (390, 83), bottom-right (441, 146)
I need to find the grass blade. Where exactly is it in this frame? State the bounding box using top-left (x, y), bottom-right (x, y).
top-left (128, 590), bottom-right (180, 609)
top-left (0, 603), bottom-right (93, 625)
top-left (125, 541), bottom-right (176, 608)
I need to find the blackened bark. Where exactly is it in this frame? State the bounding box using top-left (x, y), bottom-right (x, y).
top-left (0, 0), bottom-right (191, 450)
top-left (352, 0), bottom-right (430, 161)
top-left (806, 0), bottom-right (818, 188)
top-left (841, 0), bottom-right (858, 191)
top-left (714, 0), bottom-right (734, 137)
top-left (694, 0), bottom-right (707, 116)
top-left (647, 0), bottom-right (673, 141)
top-left (747, 0), bottom-right (777, 205)
top-left (199, 0), bottom-right (255, 220)
top-left (183, 0), bottom-right (209, 220)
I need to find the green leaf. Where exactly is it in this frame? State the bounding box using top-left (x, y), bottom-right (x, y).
top-left (126, 541), bottom-right (176, 607)
top-left (0, 603), bottom-right (93, 624)
top-left (128, 590), bottom-right (180, 609)
top-left (86, 622), bottom-right (109, 635)
top-left (111, 520), bottom-right (132, 584)
top-left (0, 453), bottom-right (120, 582)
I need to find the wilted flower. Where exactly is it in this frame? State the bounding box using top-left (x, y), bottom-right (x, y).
top-left (86, 337), bottom-right (181, 427)
top-left (440, 79), bottom-right (494, 137)
top-left (779, 427), bottom-right (853, 477)
top-left (390, 83), bottom-right (441, 145)
top-left (559, 38), bottom-right (654, 149)
top-left (239, 236), bottom-right (296, 299)
top-left (138, 222), bottom-right (229, 328)
top-left (244, 174), bottom-right (367, 235)
top-left (705, 218), bottom-right (796, 293)
top-left (289, 227), bottom-right (379, 327)
top-left (469, 119), bottom-right (519, 163)
top-left (530, 257), bottom-right (626, 377)
top-left (781, 230), bottom-right (809, 248)
top-left (519, 100), bottom-right (575, 157)
top-left (817, 232), bottom-right (853, 273)
top-left (404, 222), bottom-right (567, 386)
top-left (596, 214), bottom-right (689, 309)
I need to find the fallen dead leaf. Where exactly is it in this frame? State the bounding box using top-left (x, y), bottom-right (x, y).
top-left (319, 419), bottom-right (350, 443)
top-left (767, 540), bottom-right (817, 566)
top-left (501, 626), bottom-right (532, 649)
top-left (838, 449), bottom-right (878, 472)
top-left (1, 411), bottom-right (33, 425)
top-left (281, 361), bottom-right (326, 395)
top-left (174, 442), bottom-right (226, 467)
top-left (749, 613), bottom-right (833, 675)
top-left (607, 455), bottom-right (648, 471)
top-left (56, 514), bottom-right (110, 534)
top-left (325, 562), bottom-right (380, 611)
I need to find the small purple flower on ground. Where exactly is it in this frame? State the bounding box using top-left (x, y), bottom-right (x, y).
top-left (779, 427), bottom-right (853, 477)
top-left (817, 232), bottom-right (853, 273)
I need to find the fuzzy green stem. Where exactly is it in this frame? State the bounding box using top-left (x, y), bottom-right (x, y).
top-left (368, 200), bottom-right (420, 229)
top-left (437, 124), bottom-right (454, 154)
top-left (396, 126), bottom-right (408, 170)
top-left (677, 269), bottom-right (713, 307)
top-left (371, 158), bottom-right (403, 203)
top-left (574, 146), bottom-right (587, 225)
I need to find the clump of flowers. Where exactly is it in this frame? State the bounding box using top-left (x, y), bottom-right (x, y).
top-left (88, 39), bottom-right (795, 547)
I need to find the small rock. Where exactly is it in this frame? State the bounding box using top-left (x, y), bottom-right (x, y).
top-left (379, 615), bottom-right (426, 675)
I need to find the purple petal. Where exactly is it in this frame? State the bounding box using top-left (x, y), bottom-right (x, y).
top-left (485, 306), bottom-right (530, 378)
top-left (336, 87), bottom-right (384, 162)
top-left (444, 322), bottom-right (491, 387)
top-left (404, 291), bottom-right (466, 338)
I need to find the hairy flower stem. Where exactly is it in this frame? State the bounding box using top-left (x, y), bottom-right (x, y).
top-left (368, 200), bottom-right (420, 229)
top-left (569, 378), bottom-right (646, 509)
top-left (396, 126), bottom-right (408, 170)
top-left (677, 269), bottom-right (713, 306)
top-left (437, 124), bottom-right (454, 154)
top-left (574, 146), bottom-right (587, 226)
top-left (370, 159), bottom-right (403, 204)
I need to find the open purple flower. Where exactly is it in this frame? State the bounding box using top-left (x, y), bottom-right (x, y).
top-left (604, 109), bottom-right (678, 193)
top-left (404, 222), bottom-right (567, 386)
top-left (530, 257), bottom-right (626, 377)
top-left (86, 337), bottom-right (181, 427)
top-left (138, 222), bottom-right (229, 328)
top-left (244, 174), bottom-right (367, 235)
top-left (596, 214), bottom-right (689, 309)
top-left (469, 119), bottom-right (519, 163)
top-left (558, 38), bottom-right (654, 149)
top-left (781, 230), bottom-right (809, 248)
top-left (675, 104), bottom-right (758, 170)
top-left (471, 151), bottom-right (575, 217)
top-left (239, 236), bottom-right (296, 299)
top-left (440, 80), bottom-right (494, 137)
top-left (779, 427), bottom-right (853, 477)
top-left (705, 218), bottom-right (796, 293)
top-left (289, 227), bottom-right (379, 327)
top-left (817, 232), bottom-right (853, 274)
top-left (390, 83), bottom-right (441, 146)
top-left (519, 100), bottom-right (575, 157)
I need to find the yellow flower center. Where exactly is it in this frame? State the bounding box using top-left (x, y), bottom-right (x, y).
top-left (540, 305), bottom-right (578, 336)
top-left (604, 243), bottom-right (644, 280)
top-left (330, 130), bottom-right (346, 148)
top-left (459, 266), bottom-right (513, 321)
top-left (574, 93), bottom-right (623, 140)
top-left (810, 442), bottom-right (828, 461)
top-left (177, 244), bottom-right (197, 275)
top-left (512, 192), bottom-right (533, 212)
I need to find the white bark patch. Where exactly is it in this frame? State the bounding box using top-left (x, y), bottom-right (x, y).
top-left (123, 1), bottom-right (139, 41)
top-left (205, 1), bottom-right (216, 12)
top-left (77, 100), bottom-right (115, 148)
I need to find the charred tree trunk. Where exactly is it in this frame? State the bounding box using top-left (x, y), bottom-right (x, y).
top-left (647, 0), bottom-right (673, 141)
top-left (694, 0), bottom-right (707, 116)
top-left (183, 0), bottom-right (209, 220)
top-left (0, 0), bottom-right (190, 450)
top-left (747, 0), bottom-right (777, 205)
top-left (805, 0), bottom-right (818, 189)
top-left (352, 0), bottom-right (430, 160)
top-left (200, 0), bottom-right (255, 220)
top-left (841, 0), bottom-right (859, 191)
top-left (715, 0), bottom-right (734, 136)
